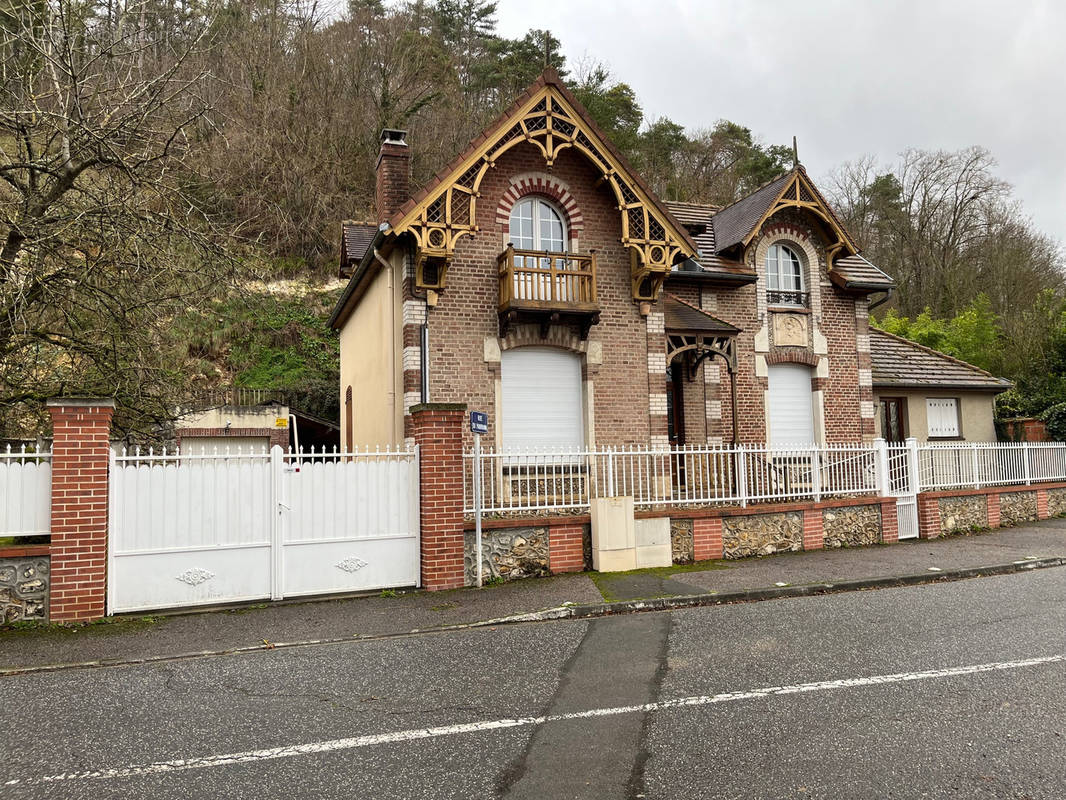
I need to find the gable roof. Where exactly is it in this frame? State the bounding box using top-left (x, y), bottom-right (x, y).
top-left (664, 200), bottom-right (756, 284)
top-left (663, 294), bottom-right (739, 335)
top-left (711, 173), bottom-right (792, 254)
top-left (869, 328), bottom-right (1011, 392)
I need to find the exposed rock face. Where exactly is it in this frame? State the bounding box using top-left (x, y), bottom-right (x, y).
top-left (938, 496), bottom-right (987, 534)
top-left (1000, 491), bottom-right (1037, 526)
top-left (1048, 488), bottom-right (1066, 518)
top-left (464, 527), bottom-right (549, 586)
top-left (722, 512), bottom-right (802, 559)
top-left (0, 557), bottom-right (49, 623)
top-left (671, 519), bottom-right (694, 564)
top-left (823, 505), bottom-right (881, 548)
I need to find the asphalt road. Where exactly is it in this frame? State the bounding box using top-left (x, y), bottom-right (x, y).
top-left (4, 569), bottom-right (1066, 799)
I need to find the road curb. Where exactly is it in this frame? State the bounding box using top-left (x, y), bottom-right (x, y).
top-left (2, 557), bottom-right (1063, 677)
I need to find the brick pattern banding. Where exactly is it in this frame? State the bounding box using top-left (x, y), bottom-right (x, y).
top-left (412, 406), bottom-right (467, 590)
top-left (880, 499), bottom-right (900, 544)
top-left (802, 508), bottom-right (823, 550)
top-left (693, 517), bottom-right (724, 560)
top-left (548, 523), bottom-right (585, 573)
top-left (495, 172), bottom-right (584, 231)
top-left (47, 401), bottom-right (115, 622)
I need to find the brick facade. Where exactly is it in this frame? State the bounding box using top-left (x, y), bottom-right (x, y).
top-left (547, 523), bottom-right (585, 573)
top-left (46, 399), bottom-right (115, 622)
top-left (411, 404), bottom-right (467, 590)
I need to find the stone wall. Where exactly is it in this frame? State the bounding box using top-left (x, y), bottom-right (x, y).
top-left (1000, 491), bottom-right (1038, 526)
top-left (722, 512), bottom-right (803, 558)
top-left (823, 504), bottom-right (881, 548)
top-left (938, 496), bottom-right (988, 534)
top-left (464, 526), bottom-right (549, 585)
top-left (0, 556), bottom-right (49, 623)
top-left (670, 519), bottom-right (694, 564)
top-left (1048, 488), bottom-right (1066, 517)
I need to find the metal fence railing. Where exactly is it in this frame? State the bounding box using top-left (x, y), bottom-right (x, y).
top-left (463, 443), bottom-right (879, 515)
top-left (918, 441), bottom-right (1066, 490)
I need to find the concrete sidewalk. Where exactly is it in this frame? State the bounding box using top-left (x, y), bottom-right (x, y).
top-left (2, 520), bottom-right (1066, 674)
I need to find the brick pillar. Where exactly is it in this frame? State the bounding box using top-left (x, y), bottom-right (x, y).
top-left (548, 523), bottom-right (585, 574)
top-left (802, 508), bottom-right (823, 550)
top-left (1037, 488), bottom-right (1049, 520)
top-left (411, 403), bottom-right (466, 591)
top-left (46, 398), bottom-right (115, 622)
top-left (987, 492), bottom-right (1001, 528)
top-left (693, 517), bottom-right (723, 560)
top-left (917, 494), bottom-right (940, 539)
top-left (880, 499), bottom-right (899, 544)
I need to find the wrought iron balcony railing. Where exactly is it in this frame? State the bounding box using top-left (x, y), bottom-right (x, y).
top-left (767, 289), bottom-right (810, 308)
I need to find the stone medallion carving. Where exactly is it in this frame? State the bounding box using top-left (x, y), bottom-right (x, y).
top-left (772, 312), bottom-right (808, 347)
top-left (336, 557), bottom-right (368, 573)
top-left (175, 567), bottom-right (215, 586)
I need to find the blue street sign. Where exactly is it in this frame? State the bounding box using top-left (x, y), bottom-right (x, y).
top-left (470, 411), bottom-right (488, 435)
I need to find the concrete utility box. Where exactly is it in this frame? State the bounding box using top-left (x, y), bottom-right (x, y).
top-left (634, 517), bottom-right (672, 568)
top-left (590, 496), bottom-right (636, 572)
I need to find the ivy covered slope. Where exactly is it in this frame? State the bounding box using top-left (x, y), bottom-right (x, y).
top-left (173, 277), bottom-right (343, 423)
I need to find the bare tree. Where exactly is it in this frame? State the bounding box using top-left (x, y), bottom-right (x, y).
top-left (0, 0), bottom-right (231, 436)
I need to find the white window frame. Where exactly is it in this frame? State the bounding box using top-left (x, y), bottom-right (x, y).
top-left (765, 243), bottom-right (806, 307)
top-left (926, 397), bottom-right (961, 439)
top-left (509, 196), bottom-right (568, 252)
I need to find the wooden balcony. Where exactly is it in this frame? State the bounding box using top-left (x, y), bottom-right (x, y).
top-left (497, 245), bottom-right (600, 338)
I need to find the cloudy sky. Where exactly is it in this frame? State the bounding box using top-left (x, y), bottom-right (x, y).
top-left (495, 0), bottom-right (1065, 246)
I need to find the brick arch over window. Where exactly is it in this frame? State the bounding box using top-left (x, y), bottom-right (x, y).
top-left (496, 172), bottom-right (584, 233)
top-left (766, 347), bottom-right (820, 368)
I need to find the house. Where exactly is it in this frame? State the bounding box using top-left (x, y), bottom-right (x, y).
top-left (869, 329), bottom-right (1011, 443)
top-left (329, 68), bottom-right (1006, 458)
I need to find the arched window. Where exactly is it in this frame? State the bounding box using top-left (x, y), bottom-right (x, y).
top-left (509, 196), bottom-right (567, 251)
top-left (766, 243), bottom-right (807, 307)
top-left (508, 196), bottom-right (571, 301)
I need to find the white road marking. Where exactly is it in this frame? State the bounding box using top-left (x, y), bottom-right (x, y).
top-left (6, 653), bottom-right (1064, 786)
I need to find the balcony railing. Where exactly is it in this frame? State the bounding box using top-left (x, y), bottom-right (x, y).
top-left (498, 245), bottom-right (598, 312)
top-left (767, 289), bottom-right (810, 308)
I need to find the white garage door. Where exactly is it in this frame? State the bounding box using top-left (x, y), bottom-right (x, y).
top-left (501, 347), bottom-right (584, 451)
top-left (768, 364), bottom-right (815, 446)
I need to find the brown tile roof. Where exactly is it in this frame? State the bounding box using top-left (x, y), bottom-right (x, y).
top-left (831, 254), bottom-right (894, 291)
top-left (340, 222), bottom-right (378, 277)
top-left (869, 328), bottom-right (1011, 392)
top-left (663, 294), bottom-right (740, 335)
top-left (710, 172), bottom-right (792, 254)
top-left (386, 68), bottom-right (697, 256)
top-left (664, 201), bottom-right (756, 283)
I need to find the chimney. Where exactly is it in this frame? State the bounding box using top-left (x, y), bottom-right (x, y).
top-left (376, 128), bottom-right (410, 223)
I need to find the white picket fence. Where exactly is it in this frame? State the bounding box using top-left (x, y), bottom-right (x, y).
top-left (464, 443), bottom-right (879, 514)
top-left (919, 441), bottom-right (1066, 490)
top-left (108, 445), bottom-right (420, 613)
top-left (0, 446), bottom-right (51, 539)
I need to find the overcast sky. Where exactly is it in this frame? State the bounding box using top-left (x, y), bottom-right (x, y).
top-left (495, 0), bottom-right (1065, 247)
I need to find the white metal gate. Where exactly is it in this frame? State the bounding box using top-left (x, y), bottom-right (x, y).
top-left (108, 447), bottom-right (419, 613)
top-left (885, 440), bottom-right (919, 540)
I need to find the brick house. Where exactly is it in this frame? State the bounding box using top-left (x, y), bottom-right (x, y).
top-left (329, 69), bottom-right (1003, 456)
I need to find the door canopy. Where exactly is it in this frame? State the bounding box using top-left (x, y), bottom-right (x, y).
top-left (386, 69), bottom-right (697, 301)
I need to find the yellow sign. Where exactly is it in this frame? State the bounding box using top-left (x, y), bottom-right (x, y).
top-left (275, 418), bottom-right (288, 428)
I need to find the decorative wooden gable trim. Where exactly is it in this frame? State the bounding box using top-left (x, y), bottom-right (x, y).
top-left (387, 72), bottom-right (696, 301)
top-left (745, 169), bottom-right (858, 270)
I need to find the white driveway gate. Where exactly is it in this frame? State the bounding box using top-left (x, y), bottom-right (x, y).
top-left (884, 440), bottom-right (920, 540)
top-left (108, 447), bottom-right (419, 613)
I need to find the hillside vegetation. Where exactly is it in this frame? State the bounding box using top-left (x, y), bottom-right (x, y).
top-left (1, 0), bottom-right (1062, 439)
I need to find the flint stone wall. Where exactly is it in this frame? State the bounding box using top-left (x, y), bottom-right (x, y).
top-left (722, 512), bottom-right (802, 559)
top-left (671, 519), bottom-right (694, 564)
top-left (464, 527), bottom-right (549, 585)
top-left (1000, 491), bottom-right (1037, 526)
top-left (1047, 488), bottom-right (1066, 518)
top-left (938, 496), bottom-right (988, 534)
top-left (823, 504), bottom-right (881, 548)
top-left (0, 556), bottom-right (49, 623)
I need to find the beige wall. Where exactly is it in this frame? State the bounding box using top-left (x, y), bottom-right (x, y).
top-left (175, 406), bottom-right (288, 430)
top-left (873, 390), bottom-right (998, 443)
top-left (338, 254), bottom-right (404, 449)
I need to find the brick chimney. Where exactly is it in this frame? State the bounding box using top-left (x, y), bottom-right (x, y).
top-left (376, 128), bottom-right (410, 223)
